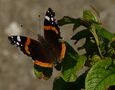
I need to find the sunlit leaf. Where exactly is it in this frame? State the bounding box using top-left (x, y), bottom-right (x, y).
top-left (34, 68), bottom-right (43, 79)
top-left (61, 42), bottom-right (86, 82)
top-left (85, 58), bottom-right (115, 90)
top-left (95, 24), bottom-right (114, 42)
top-left (34, 65), bottom-right (52, 80)
top-left (83, 10), bottom-right (98, 22)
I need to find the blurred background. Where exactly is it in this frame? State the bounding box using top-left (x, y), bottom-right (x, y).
top-left (0, 0), bottom-right (115, 90)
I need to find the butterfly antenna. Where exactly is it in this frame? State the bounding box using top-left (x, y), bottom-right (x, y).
top-left (38, 15), bottom-right (41, 32)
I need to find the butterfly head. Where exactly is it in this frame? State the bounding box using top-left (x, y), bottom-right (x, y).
top-left (8, 36), bottom-right (24, 47)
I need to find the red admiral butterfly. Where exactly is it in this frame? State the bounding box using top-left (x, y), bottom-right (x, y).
top-left (8, 8), bottom-right (66, 79)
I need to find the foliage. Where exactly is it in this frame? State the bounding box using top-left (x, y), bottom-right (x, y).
top-left (53, 9), bottom-right (115, 90)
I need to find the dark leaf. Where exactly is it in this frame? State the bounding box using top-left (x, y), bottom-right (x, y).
top-left (58, 16), bottom-right (77, 26)
top-left (53, 77), bottom-right (67, 90)
top-left (71, 29), bottom-right (92, 41)
top-left (61, 42), bottom-right (86, 82)
top-left (53, 71), bottom-right (87, 90)
top-left (95, 24), bottom-right (114, 42)
top-left (58, 16), bottom-right (92, 30)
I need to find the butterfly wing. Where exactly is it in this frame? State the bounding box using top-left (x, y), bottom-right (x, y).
top-left (44, 8), bottom-right (66, 63)
top-left (8, 35), bottom-right (55, 79)
top-left (34, 63), bottom-right (52, 80)
top-left (8, 8), bottom-right (66, 79)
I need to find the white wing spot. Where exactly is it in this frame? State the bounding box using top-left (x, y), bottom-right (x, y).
top-left (17, 36), bottom-right (21, 42)
top-left (51, 17), bottom-right (54, 21)
top-left (16, 42), bottom-right (20, 46)
top-left (52, 22), bottom-right (54, 24)
top-left (45, 16), bottom-right (50, 21)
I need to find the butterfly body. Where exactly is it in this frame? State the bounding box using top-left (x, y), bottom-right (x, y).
top-left (8, 8), bottom-right (66, 79)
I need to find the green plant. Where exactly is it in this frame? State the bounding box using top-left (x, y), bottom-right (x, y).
top-left (53, 9), bottom-right (115, 90)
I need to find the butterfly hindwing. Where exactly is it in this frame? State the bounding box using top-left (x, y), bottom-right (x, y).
top-left (8, 35), bottom-right (55, 78)
top-left (34, 64), bottom-right (53, 80)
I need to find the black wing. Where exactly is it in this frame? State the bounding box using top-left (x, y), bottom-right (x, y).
top-left (8, 35), bottom-right (55, 79)
top-left (44, 8), bottom-right (66, 63)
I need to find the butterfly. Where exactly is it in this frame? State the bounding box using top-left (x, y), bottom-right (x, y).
top-left (8, 8), bottom-right (66, 79)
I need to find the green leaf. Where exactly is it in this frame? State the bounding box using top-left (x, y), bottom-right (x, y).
top-left (58, 16), bottom-right (91, 30)
top-left (53, 72), bottom-right (87, 90)
top-left (53, 77), bottom-right (67, 90)
top-left (83, 10), bottom-right (98, 22)
top-left (90, 24), bottom-right (115, 57)
top-left (34, 68), bottom-right (43, 79)
top-left (34, 66), bottom-right (52, 80)
top-left (64, 71), bottom-right (88, 90)
top-left (58, 16), bottom-right (77, 26)
top-left (71, 29), bottom-right (92, 41)
top-left (61, 42), bottom-right (86, 82)
top-left (85, 58), bottom-right (115, 90)
top-left (90, 24), bottom-right (103, 57)
top-left (95, 24), bottom-right (114, 42)
top-left (110, 39), bottom-right (115, 49)
top-left (91, 55), bottom-right (101, 65)
top-left (73, 24), bottom-right (81, 31)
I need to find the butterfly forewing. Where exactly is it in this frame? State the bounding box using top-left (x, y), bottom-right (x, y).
top-left (44, 8), bottom-right (66, 62)
top-left (8, 8), bottom-right (66, 79)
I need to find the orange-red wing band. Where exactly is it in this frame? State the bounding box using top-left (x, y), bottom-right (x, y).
top-left (44, 26), bottom-right (59, 34)
top-left (34, 60), bottom-right (53, 68)
top-left (25, 37), bottom-right (31, 55)
top-left (59, 42), bottom-right (66, 62)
